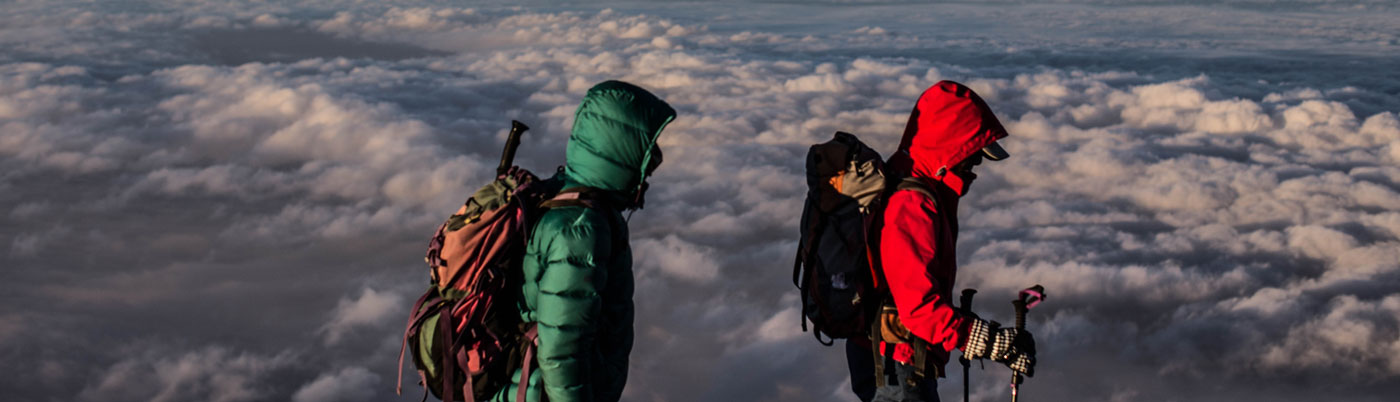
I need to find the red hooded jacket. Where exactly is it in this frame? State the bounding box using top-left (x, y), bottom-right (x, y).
top-left (879, 80), bottom-right (1008, 372)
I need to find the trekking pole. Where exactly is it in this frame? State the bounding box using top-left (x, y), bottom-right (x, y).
top-left (959, 289), bottom-right (977, 402)
top-left (497, 120), bottom-right (529, 176)
top-left (1009, 285), bottom-right (1045, 402)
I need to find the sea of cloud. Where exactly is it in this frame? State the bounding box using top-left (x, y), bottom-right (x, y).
top-left (2, 1), bottom-right (1398, 401)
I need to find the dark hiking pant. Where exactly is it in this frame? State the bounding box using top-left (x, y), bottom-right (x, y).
top-left (846, 340), bottom-right (940, 402)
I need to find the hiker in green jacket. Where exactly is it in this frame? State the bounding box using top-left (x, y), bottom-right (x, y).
top-left (490, 80), bottom-right (675, 402)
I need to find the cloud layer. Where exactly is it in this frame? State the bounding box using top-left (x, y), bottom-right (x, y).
top-left (2, 1), bottom-right (1398, 401)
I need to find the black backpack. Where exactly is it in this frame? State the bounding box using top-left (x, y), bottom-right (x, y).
top-left (793, 132), bottom-right (889, 344)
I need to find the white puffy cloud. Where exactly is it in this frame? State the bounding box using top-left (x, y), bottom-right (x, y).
top-left (321, 287), bottom-right (404, 345)
top-left (632, 234), bottom-right (722, 283)
top-left (292, 366), bottom-right (380, 402)
top-left (78, 346), bottom-right (295, 402)
top-left (1258, 295), bottom-right (1400, 375)
top-left (3, 1), bottom-right (1399, 402)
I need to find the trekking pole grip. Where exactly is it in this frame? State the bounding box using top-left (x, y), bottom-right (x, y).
top-left (1014, 284), bottom-right (1045, 330)
top-left (1009, 285), bottom-right (1043, 402)
top-left (1014, 299), bottom-right (1027, 330)
top-left (497, 120), bottom-right (529, 176)
top-left (960, 289), bottom-right (977, 313)
top-left (959, 288), bottom-right (977, 402)
top-left (1011, 295), bottom-right (1026, 402)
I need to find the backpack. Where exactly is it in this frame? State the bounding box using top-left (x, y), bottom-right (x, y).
top-left (793, 131), bottom-right (889, 344)
top-left (793, 132), bottom-right (940, 343)
top-left (396, 165), bottom-right (560, 402)
top-left (795, 131), bottom-right (948, 388)
top-left (397, 121), bottom-right (585, 402)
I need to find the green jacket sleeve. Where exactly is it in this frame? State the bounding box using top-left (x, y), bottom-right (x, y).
top-left (534, 209), bottom-right (613, 402)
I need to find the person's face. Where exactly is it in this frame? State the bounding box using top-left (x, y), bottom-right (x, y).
top-left (633, 147), bottom-right (662, 210)
top-left (951, 153), bottom-right (982, 179)
top-left (644, 147), bottom-right (663, 177)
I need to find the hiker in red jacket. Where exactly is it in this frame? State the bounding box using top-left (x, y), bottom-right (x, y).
top-left (847, 81), bottom-right (1036, 402)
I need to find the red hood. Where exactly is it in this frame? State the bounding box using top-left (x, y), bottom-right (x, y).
top-left (887, 80), bottom-right (1008, 195)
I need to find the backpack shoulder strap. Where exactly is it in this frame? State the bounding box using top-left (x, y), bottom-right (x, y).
top-left (894, 177), bottom-right (935, 206)
top-left (538, 187), bottom-right (607, 209)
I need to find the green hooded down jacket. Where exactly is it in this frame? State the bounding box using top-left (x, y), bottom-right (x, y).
top-left (490, 81), bottom-right (675, 402)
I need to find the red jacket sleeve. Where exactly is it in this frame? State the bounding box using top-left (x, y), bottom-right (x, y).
top-left (880, 190), bottom-right (970, 353)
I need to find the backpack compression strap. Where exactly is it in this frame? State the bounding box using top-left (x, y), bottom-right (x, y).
top-left (516, 324), bottom-right (540, 402)
top-left (871, 317), bottom-right (886, 387)
top-left (792, 199), bottom-right (832, 342)
top-left (398, 290), bottom-right (443, 395)
top-left (442, 307), bottom-right (462, 402)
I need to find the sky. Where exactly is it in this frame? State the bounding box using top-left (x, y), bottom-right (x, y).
top-left (2, 0), bottom-right (1399, 401)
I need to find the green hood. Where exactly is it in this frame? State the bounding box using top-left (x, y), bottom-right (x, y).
top-left (563, 81), bottom-right (676, 195)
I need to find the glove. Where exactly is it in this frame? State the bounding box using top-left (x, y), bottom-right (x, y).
top-left (962, 318), bottom-right (1036, 376)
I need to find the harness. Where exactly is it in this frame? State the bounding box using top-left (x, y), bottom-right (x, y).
top-left (871, 177), bottom-right (942, 388)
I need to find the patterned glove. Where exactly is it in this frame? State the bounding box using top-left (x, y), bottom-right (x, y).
top-left (962, 318), bottom-right (1036, 376)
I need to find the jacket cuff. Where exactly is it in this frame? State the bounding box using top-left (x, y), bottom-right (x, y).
top-left (954, 318), bottom-right (975, 350)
